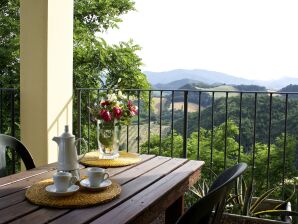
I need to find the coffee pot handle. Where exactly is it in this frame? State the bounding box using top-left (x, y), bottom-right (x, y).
top-left (75, 138), bottom-right (88, 162)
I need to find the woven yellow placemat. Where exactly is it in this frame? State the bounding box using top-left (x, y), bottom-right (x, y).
top-left (79, 151), bottom-right (142, 167)
top-left (25, 179), bottom-right (121, 208)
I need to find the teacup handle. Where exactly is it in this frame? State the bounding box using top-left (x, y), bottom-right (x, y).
top-left (70, 176), bottom-right (78, 186)
top-left (103, 173), bottom-right (109, 181)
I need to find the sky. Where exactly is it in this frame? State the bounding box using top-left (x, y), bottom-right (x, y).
top-left (102, 0), bottom-right (298, 81)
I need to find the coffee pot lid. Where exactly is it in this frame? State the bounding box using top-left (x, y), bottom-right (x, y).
top-left (60, 125), bottom-right (75, 138)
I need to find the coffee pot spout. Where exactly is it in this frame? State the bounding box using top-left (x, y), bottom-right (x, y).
top-left (52, 136), bottom-right (60, 144)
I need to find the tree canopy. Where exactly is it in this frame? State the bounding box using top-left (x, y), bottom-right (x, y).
top-left (0, 0), bottom-right (19, 88)
top-left (0, 0), bottom-right (150, 90)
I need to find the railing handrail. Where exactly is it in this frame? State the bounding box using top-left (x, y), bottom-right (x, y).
top-left (75, 88), bottom-right (298, 95)
top-left (0, 88), bottom-right (17, 91)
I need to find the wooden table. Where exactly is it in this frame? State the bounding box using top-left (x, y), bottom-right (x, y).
top-left (0, 155), bottom-right (204, 224)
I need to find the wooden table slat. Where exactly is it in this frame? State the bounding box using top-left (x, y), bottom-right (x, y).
top-left (0, 201), bottom-right (39, 224)
top-left (0, 169), bottom-right (53, 188)
top-left (91, 160), bottom-right (204, 224)
top-left (49, 158), bottom-right (188, 224)
top-left (9, 207), bottom-right (69, 224)
top-left (111, 156), bottom-right (171, 185)
top-left (0, 171), bottom-right (57, 198)
top-left (0, 162), bottom-right (59, 188)
top-left (0, 190), bottom-right (26, 210)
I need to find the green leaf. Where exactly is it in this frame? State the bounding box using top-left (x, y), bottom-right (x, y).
top-left (227, 194), bottom-right (241, 204)
top-left (250, 187), bottom-right (276, 214)
top-left (254, 209), bottom-right (298, 217)
top-left (241, 177), bottom-right (247, 207)
top-left (204, 180), bottom-right (209, 194)
top-left (189, 186), bottom-right (202, 198)
top-left (243, 182), bottom-right (253, 216)
top-left (274, 187), bottom-right (295, 210)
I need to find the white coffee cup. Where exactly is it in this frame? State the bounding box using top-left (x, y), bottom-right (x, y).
top-left (53, 172), bottom-right (72, 192)
top-left (87, 167), bottom-right (109, 187)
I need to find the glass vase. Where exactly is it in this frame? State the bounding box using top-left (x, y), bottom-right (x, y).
top-left (97, 120), bottom-right (120, 159)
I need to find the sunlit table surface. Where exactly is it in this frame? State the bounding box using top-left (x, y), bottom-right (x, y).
top-left (0, 154), bottom-right (204, 224)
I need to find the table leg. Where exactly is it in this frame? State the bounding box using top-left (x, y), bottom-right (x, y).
top-left (165, 195), bottom-right (184, 224)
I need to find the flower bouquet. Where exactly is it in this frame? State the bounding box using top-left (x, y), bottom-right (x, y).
top-left (89, 91), bottom-right (138, 159)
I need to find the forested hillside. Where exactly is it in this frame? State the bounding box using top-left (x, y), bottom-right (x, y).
top-left (173, 95), bottom-right (298, 150)
top-left (279, 84), bottom-right (298, 92)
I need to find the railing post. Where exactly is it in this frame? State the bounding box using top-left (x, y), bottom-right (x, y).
top-left (137, 90), bottom-right (140, 153)
top-left (10, 91), bottom-right (16, 173)
top-left (10, 90), bottom-right (15, 137)
top-left (0, 89), bottom-right (2, 133)
top-left (159, 90), bottom-right (163, 155)
top-left (238, 92), bottom-right (243, 163)
top-left (77, 89), bottom-right (82, 154)
top-left (87, 91), bottom-right (90, 152)
top-left (224, 92), bottom-right (228, 169)
top-left (210, 92), bottom-right (215, 173)
top-left (148, 90), bottom-right (151, 154)
top-left (251, 93), bottom-right (257, 186)
top-left (282, 93), bottom-right (288, 199)
top-left (171, 91), bottom-right (174, 158)
top-left (197, 91), bottom-right (201, 160)
top-left (266, 93), bottom-right (273, 190)
top-left (126, 91), bottom-right (130, 152)
top-left (183, 91), bottom-right (188, 158)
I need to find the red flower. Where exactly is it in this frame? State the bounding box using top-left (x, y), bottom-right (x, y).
top-left (99, 110), bottom-right (112, 122)
top-left (101, 100), bottom-right (110, 106)
top-left (113, 107), bottom-right (122, 119)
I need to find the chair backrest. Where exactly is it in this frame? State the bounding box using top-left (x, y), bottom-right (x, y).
top-left (0, 134), bottom-right (35, 177)
top-left (208, 163), bottom-right (248, 193)
top-left (176, 163), bottom-right (247, 224)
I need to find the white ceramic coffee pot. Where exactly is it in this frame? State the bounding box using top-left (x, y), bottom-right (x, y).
top-left (52, 125), bottom-right (84, 182)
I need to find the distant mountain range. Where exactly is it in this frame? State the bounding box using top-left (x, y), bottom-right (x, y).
top-left (154, 79), bottom-right (214, 90)
top-left (144, 69), bottom-right (298, 90)
top-left (153, 79), bottom-right (269, 92)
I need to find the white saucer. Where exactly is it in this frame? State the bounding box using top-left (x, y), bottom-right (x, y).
top-left (45, 184), bottom-right (80, 197)
top-left (80, 179), bottom-right (112, 191)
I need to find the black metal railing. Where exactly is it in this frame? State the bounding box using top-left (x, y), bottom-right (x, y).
top-left (0, 88), bottom-right (17, 137)
top-left (0, 88), bottom-right (17, 136)
top-left (75, 88), bottom-right (298, 205)
top-left (0, 88), bottom-right (19, 175)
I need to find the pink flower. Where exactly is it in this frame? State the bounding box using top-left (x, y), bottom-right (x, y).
top-left (128, 101), bottom-right (138, 116)
top-left (130, 110), bottom-right (137, 116)
top-left (99, 110), bottom-right (112, 122)
top-left (132, 107), bottom-right (138, 115)
top-left (113, 107), bottom-right (122, 119)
